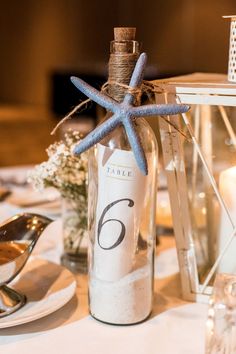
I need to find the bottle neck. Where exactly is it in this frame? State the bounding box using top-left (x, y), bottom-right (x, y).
top-left (108, 40), bottom-right (139, 102)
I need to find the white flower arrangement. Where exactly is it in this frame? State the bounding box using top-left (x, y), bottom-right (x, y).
top-left (28, 130), bottom-right (88, 202)
top-left (28, 130), bottom-right (88, 255)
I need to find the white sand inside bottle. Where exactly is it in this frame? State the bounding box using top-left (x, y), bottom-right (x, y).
top-left (89, 254), bottom-right (152, 324)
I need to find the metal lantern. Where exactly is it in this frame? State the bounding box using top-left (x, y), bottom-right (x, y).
top-left (224, 15), bottom-right (236, 83)
top-left (154, 73), bottom-right (236, 302)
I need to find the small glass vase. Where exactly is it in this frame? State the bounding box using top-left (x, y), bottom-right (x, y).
top-left (206, 273), bottom-right (236, 354)
top-left (61, 197), bottom-right (88, 273)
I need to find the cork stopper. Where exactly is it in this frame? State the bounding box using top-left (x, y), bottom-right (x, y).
top-left (109, 27), bottom-right (139, 102)
top-left (114, 27), bottom-right (136, 41)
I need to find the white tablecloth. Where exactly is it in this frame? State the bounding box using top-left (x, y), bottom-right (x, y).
top-left (1, 303), bottom-right (207, 354)
top-left (0, 166), bottom-right (208, 354)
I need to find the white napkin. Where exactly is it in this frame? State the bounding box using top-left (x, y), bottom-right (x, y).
top-left (33, 218), bottom-right (62, 253)
top-left (32, 218), bottom-right (63, 264)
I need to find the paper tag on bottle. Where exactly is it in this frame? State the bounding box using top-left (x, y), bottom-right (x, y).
top-left (93, 143), bottom-right (148, 282)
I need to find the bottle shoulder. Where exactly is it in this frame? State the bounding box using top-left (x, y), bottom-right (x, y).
top-left (98, 117), bottom-right (158, 153)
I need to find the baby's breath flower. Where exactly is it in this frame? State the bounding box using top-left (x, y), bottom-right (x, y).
top-left (28, 129), bottom-right (88, 202)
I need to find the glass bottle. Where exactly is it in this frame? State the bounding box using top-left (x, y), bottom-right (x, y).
top-left (88, 27), bottom-right (158, 325)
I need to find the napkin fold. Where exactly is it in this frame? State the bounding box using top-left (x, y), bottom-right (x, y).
top-left (33, 218), bottom-right (62, 253)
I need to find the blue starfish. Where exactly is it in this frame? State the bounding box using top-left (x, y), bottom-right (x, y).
top-left (71, 52), bottom-right (189, 175)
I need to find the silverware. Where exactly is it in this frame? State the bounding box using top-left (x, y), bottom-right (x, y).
top-left (0, 187), bottom-right (11, 201)
top-left (0, 213), bottom-right (52, 317)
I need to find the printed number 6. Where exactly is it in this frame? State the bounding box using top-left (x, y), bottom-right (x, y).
top-left (97, 198), bottom-right (134, 250)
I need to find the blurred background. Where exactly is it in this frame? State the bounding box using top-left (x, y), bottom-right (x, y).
top-left (0, 0), bottom-right (236, 166)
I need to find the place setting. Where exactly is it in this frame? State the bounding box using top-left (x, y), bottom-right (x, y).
top-left (0, 213), bottom-right (76, 330)
top-left (0, 168), bottom-right (61, 217)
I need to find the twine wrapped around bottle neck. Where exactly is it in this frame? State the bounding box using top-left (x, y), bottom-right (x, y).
top-left (101, 80), bottom-right (142, 106)
top-left (108, 51), bottom-right (139, 103)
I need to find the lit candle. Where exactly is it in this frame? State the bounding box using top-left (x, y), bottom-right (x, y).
top-left (218, 166), bottom-right (236, 273)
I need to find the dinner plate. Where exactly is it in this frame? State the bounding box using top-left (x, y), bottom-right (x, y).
top-left (7, 187), bottom-right (60, 206)
top-left (7, 188), bottom-right (61, 217)
top-left (0, 258), bottom-right (76, 328)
